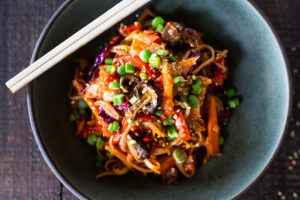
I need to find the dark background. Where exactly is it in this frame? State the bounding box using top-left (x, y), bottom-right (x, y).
top-left (0, 0), bottom-right (299, 199)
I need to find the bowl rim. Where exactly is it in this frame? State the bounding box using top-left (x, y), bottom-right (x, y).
top-left (26, 0), bottom-right (292, 199)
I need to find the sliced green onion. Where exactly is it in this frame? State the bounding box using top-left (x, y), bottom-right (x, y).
top-left (168, 56), bottom-right (178, 62)
top-left (125, 63), bottom-right (136, 74)
top-left (155, 109), bottom-right (163, 117)
top-left (149, 54), bottom-right (162, 67)
top-left (156, 49), bottom-right (168, 56)
top-left (117, 65), bottom-right (126, 76)
top-left (219, 136), bottom-right (224, 145)
top-left (87, 134), bottom-right (98, 146)
top-left (152, 16), bottom-right (165, 28)
top-left (105, 151), bottom-right (115, 159)
top-left (109, 80), bottom-right (120, 90)
top-left (127, 119), bottom-right (134, 124)
top-left (155, 23), bottom-right (164, 32)
top-left (69, 113), bottom-right (79, 122)
top-left (129, 95), bottom-right (138, 104)
top-left (188, 95), bottom-right (199, 108)
top-left (139, 49), bottom-right (152, 63)
top-left (140, 72), bottom-right (148, 80)
top-left (113, 94), bottom-right (125, 105)
top-left (167, 125), bottom-right (178, 140)
top-left (96, 137), bottom-right (105, 150)
top-left (173, 76), bottom-right (185, 87)
top-left (77, 99), bottom-right (88, 109)
top-left (106, 65), bottom-right (116, 74)
top-left (227, 88), bottom-right (236, 98)
top-left (172, 148), bottom-right (187, 163)
top-left (105, 58), bottom-right (113, 65)
top-left (108, 121), bottom-right (120, 132)
top-left (228, 97), bottom-right (240, 109)
top-left (163, 116), bottom-right (175, 126)
top-left (192, 80), bottom-right (203, 94)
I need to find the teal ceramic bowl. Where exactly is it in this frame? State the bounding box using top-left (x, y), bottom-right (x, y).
top-left (27, 0), bottom-right (290, 199)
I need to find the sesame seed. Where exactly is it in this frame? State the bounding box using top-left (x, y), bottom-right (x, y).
top-left (293, 151), bottom-right (299, 159)
top-left (298, 102), bottom-right (300, 109)
top-left (192, 75), bottom-right (196, 80)
top-left (174, 114), bottom-right (178, 119)
top-left (298, 149), bottom-right (300, 154)
top-left (281, 195), bottom-right (286, 200)
top-left (293, 68), bottom-right (298, 74)
top-left (296, 121), bottom-right (300, 126)
top-left (292, 46), bottom-right (297, 51)
top-left (278, 191), bottom-right (282, 196)
top-left (288, 156), bottom-right (293, 160)
top-left (288, 166), bottom-right (293, 170)
top-left (293, 192), bottom-right (298, 198)
top-left (290, 130), bottom-right (295, 138)
top-left (292, 160), bottom-right (296, 166)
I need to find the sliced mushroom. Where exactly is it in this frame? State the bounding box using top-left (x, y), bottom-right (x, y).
top-left (133, 82), bottom-right (161, 114)
top-left (120, 75), bottom-right (140, 93)
top-left (127, 133), bottom-right (150, 160)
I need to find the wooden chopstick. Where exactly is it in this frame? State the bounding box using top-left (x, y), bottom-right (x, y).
top-left (6, 0), bottom-right (151, 93)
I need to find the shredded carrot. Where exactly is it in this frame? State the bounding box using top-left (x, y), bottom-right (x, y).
top-left (205, 97), bottom-right (220, 155)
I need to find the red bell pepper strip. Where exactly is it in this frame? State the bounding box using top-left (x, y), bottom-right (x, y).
top-left (116, 55), bottom-right (160, 79)
top-left (122, 22), bottom-right (141, 34)
top-left (174, 106), bottom-right (191, 140)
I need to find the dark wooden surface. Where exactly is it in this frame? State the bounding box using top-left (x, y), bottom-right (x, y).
top-left (0, 0), bottom-right (299, 199)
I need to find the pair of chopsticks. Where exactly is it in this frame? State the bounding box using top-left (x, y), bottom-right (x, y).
top-left (6, 0), bottom-right (151, 93)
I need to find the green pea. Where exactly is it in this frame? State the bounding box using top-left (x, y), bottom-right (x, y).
top-left (149, 54), bottom-right (162, 67)
top-left (87, 134), bottom-right (98, 146)
top-left (96, 137), bottom-right (105, 150)
top-left (139, 49), bottom-right (152, 63)
top-left (152, 16), bottom-right (165, 28)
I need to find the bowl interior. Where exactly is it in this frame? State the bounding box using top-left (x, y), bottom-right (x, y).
top-left (28, 0), bottom-right (289, 199)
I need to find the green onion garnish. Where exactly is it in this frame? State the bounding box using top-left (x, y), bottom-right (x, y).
top-left (105, 58), bottom-right (113, 65)
top-left (113, 94), bottom-right (125, 105)
top-left (167, 125), bottom-right (178, 140)
top-left (172, 148), bottom-right (187, 163)
top-left (108, 80), bottom-right (120, 90)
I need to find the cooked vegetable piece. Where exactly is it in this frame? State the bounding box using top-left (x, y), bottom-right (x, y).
top-left (174, 107), bottom-right (190, 140)
top-left (173, 76), bottom-right (185, 87)
top-left (167, 125), bottom-right (178, 140)
top-left (87, 134), bottom-right (98, 146)
top-left (172, 148), bottom-right (187, 163)
top-left (140, 72), bottom-right (148, 80)
top-left (113, 94), bottom-right (125, 105)
top-left (129, 96), bottom-right (138, 104)
top-left (105, 58), bottom-right (113, 65)
top-left (96, 137), bottom-right (105, 150)
top-left (109, 80), bottom-right (120, 90)
top-left (108, 121), bottom-right (120, 132)
top-left (228, 97), bottom-right (240, 108)
top-left (106, 65), bottom-right (116, 74)
top-left (125, 63), bottom-right (136, 74)
top-left (206, 97), bottom-right (220, 155)
top-left (149, 54), bottom-right (162, 67)
top-left (188, 95), bottom-right (199, 108)
top-left (227, 88), bottom-right (236, 98)
top-left (117, 65), bottom-right (127, 76)
top-left (139, 49), bottom-right (152, 63)
top-left (152, 16), bottom-right (165, 28)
